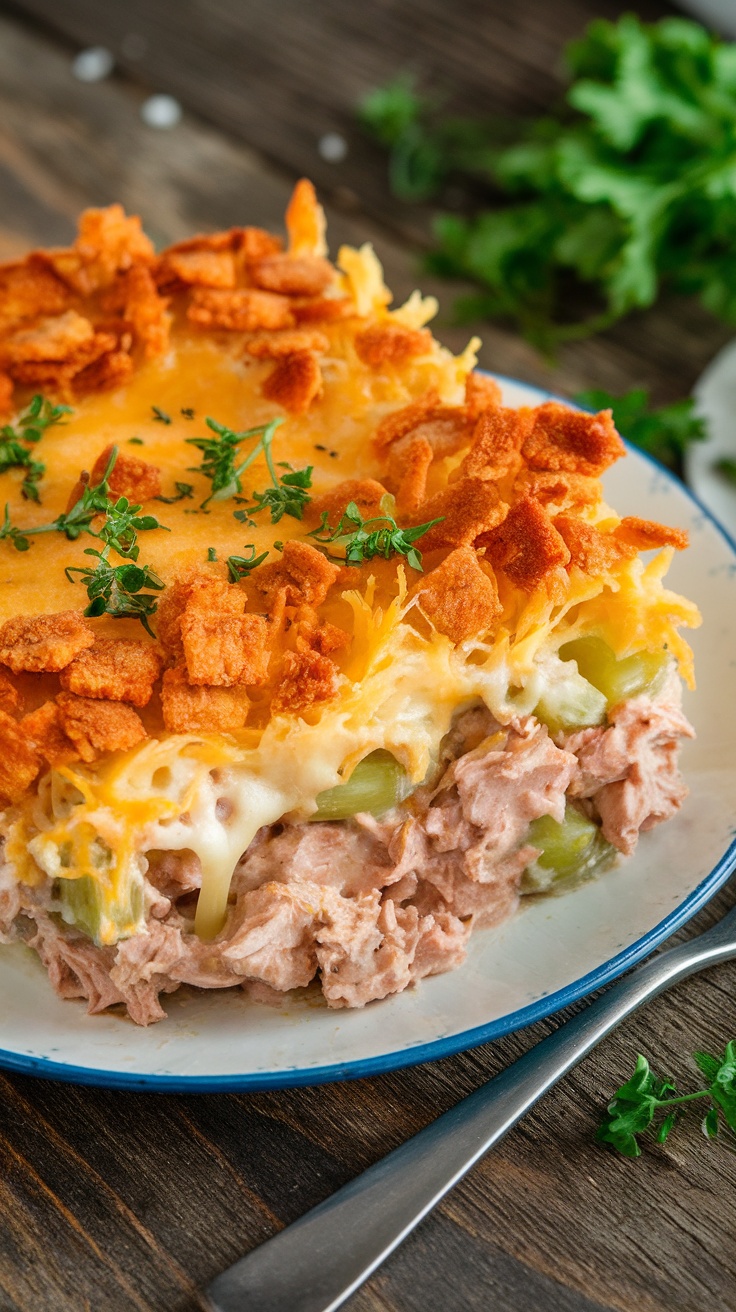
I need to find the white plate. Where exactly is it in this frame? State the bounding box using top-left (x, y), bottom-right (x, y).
top-left (2, 375), bottom-right (735, 1091)
top-left (688, 336), bottom-right (736, 534)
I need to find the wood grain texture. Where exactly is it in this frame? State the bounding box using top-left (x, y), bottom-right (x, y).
top-left (0, 5), bottom-right (734, 1311)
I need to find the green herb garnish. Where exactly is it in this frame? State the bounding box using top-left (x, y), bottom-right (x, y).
top-left (235, 463), bottom-right (313, 526)
top-left (181, 407), bottom-right (195, 419)
top-left (715, 457), bottom-right (736, 487)
top-left (128, 437), bottom-right (145, 446)
top-left (226, 544), bottom-right (269, 583)
top-left (151, 406), bottom-right (172, 424)
top-left (0, 394), bottom-right (73, 501)
top-left (597, 1043), bottom-right (736, 1158)
top-left (308, 494), bottom-right (442, 570)
top-left (361, 16), bottom-right (736, 350)
top-left (574, 388), bottom-right (707, 471)
top-left (156, 482), bottom-right (195, 505)
top-left (66, 555), bottom-right (165, 636)
top-left (207, 547), bottom-right (218, 562)
top-left (187, 416), bottom-right (285, 509)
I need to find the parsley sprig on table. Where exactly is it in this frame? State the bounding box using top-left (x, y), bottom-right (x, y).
top-left (0, 394), bottom-right (72, 501)
top-left (308, 495), bottom-right (443, 570)
top-left (597, 1043), bottom-right (736, 1158)
top-left (187, 416), bottom-right (285, 508)
top-left (361, 15), bottom-right (736, 350)
top-left (574, 388), bottom-right (707, 471)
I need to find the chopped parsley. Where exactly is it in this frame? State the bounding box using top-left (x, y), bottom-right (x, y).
top-left (151, 405), bottom-right (172, 424)
top-left (155, 481), bottom-right (195, 505)
top-left (226, 544), bottom-right (269, 582)
top-left (0, 394), bottom-right (73, 501)
top-left (308, 494), bottom-right (442, 570)
top-left (128, 437), bottom-right (145, 446)
top-left (187, 415), bottom-right (285, 508)
top-left (597, 1042), bottom-right (736, 1158)
top-left (235, 463), bottom-right (313, 525)
top-left (207, 546), bottom-right (218, 562)
top-left (181, 407), bottom-right (196, 419)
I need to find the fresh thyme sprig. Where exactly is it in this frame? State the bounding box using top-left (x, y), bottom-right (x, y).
top-left (187, 416), bottom-right (285, 508)
top-left (597, 1043), bottom-right (736, 1158)
top-left (226, 544), bottom-right (269, 583)
top-left (308, 495), bottom-right (443, 571)
top-left (155, 482), bottom-right (194, 505)
top-left (235, 463), bottom-right (313, 525)
top-left (151, 405), bottom-right (171, 424)
top-left (66, 553), bottom-right (165, 636)
top-left (0, 394), bottom-right (73, 501)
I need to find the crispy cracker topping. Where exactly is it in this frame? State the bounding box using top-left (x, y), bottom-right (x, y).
top-left (253, 541), bottom-right (340, 609)
top-left (249, 254), bottom-right (334, 297)
top-left (355, 321), bottom-right (432, 369)
top-left (160, 665), bottom-right (250, 733)
top-left (89, 444), bottom-right (162, 503)
top-left (0, 709), bottom-right (41, 802)
top-left (21, 702), bottom-right (80, 768)
top-left (187, 288), bottom-right (295, 332)
top-left (459, 406), bottom-right (533, 482)
top-left (0, 611), bottom-right (94, 674)
top-left (413, 547), bottom-right (502, 644)
top-left (523, 403), bottom-right (625, 477)
top-left (60, 638), bottom-right (164, 707)
top-left (272, 648), bottom-right (339, 714)
top-left (261, 350), bottom-right (323, 413)
top-left (244, 328), bottom-right (329, 359)
top-left (416, 477), bottom-right (506, 551)
top-left (554, 515), bottom-right (636, 576)
top-left (613, 516), bottom-right (689, 552)
top-left (480, 497), bottom-right (570, 591)
top-left (55, 692), bottom-right (147, 762)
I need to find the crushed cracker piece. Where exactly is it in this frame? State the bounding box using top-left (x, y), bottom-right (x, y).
top-left (523, 402), bottom-right (626, 477)
top-left (309, 478), bottom-right (388, 527)
top-left (458, 406), bottom-right (533, 482)
top-left (100, 266), bottom-right (170, 358)
top-left (0, 612), bottom-right (94, 674)
top-left (355, 321), bottom-right (432, 369)
top-left (373, 390), bottom-right (441, 453)
top-left (613, 516), bottom-right (689, 552)
top-left (413, 547), bottom-right (502, 644)
top-left (292, 297), bottom-right (354, 324)
top-left (55, 692), bottom-right (147, 762)
top-left (286, 178), bottom-right (327, 259)
top-left (479, 497), bottom-right (570, 591)
top-left (0, 256), bottom-right (70, 333)
top-left (261, 350), bottom-right (322, 413)
top-left (414, 477), bottom-right (506, 551)
top-left (249, 254), bottom-right (334, 297)
top-left (54, 204), bottom-right (155, 295)
top-left (0, 671), bottom-right (20, 717)
top-left (160, 665), bottom-right (249, 732)
top-left (244, 328), bottom-right (329, 359)
top-left (187, 288), bottom-right (295, 332)
top-left (272, 648), bottom-right (339, 714)
top-left (512, 468), bottom-right (602, 515)
top-left (253, 541), bottom-right (340, 609)
top-left (0, 310), bottom-right (94, 366)
top-left (21, 702), bottom-right (79, 768)
top-left (160, 248), bottom-right (236, 289)
top-left (388, 433), bottom-right (433, 517)
top-left (88, 444), bottom-right (162, 503)
top-left (60, 638), bottom-right (164, 706)
top-left (182, 604), bottom-right (269, 688)
top-left (464, 371), bottom-right (502, 419)
top-left (0, 709), bottom-right (41, 802)
top-left (554, 515), bottom-right (636, 576)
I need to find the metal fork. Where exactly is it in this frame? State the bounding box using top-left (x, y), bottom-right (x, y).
top-left (206, 897), bottom-right (736, 1312)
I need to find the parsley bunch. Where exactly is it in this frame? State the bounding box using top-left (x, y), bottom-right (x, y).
top-left (0, 394), bottom-right (72, 501)
top-left (187, 416), bottom-right (284, 508)
top-left (597, 1043), bottom-right (736, 1158)
top-left (361, 16), bottom-right (736, 349)
top-left (309, 495), bottom-right (442, 570)
top-left (574, 388), bottom-right (707, 471)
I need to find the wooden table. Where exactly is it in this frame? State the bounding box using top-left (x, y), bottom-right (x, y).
top-left (0, 3), bottom-right (735, 1309)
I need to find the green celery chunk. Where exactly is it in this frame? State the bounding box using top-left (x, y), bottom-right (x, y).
top-left (534, 674), bottom-right (607, 736)
top-left (559, 636), bottom-right (669, 708)
top-left (312, 750), bottom-right (408, 820)
top-left (523, 804), bottom-right (615, 892)
top-left (56, 867), bottom-right (144, 947)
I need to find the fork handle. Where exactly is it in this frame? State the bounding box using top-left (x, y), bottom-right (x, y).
top-left (206, 922), bottom-right (735, 1312)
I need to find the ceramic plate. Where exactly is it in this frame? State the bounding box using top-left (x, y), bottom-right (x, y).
top-left (2, 376), bottom-right (735, 1091)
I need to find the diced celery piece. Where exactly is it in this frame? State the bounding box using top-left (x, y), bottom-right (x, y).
top-left (534, 674), bottom-right (607, 736)
top-left (559, 636), bottom-right (669, 709)
top-left (312, 750), bottom-right (408, 821)
top-left (523, 804), bottom-right (615, 892)
top-left (56, 872), bottom-right (144, 946)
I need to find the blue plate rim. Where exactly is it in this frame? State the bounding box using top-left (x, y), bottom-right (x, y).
top-left (3, 370), bottom-right (735, 1093)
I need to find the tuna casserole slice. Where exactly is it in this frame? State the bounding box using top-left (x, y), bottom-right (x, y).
top-left (0, 182), bottom-right (700, 1024)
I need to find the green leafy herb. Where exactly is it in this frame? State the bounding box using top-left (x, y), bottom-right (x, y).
top-left (715, 457), bottom-right (736, 486)
top-left (128, 437), bottom-right (144, 446)
top-left (66, 554), bottom-right (165, 636)
top-left (207, 547), bottom-right (218, 562)
top-left (151, 406), bottom-right (171, 425)
top-left (361, 16), bottom-right (736, 348)
top-left (0, 394), bottom-right (73, 501)
top-left (574, 388), bottom-right (707, 470)
top-left (308, 494), bottom-right (443, 570)
top-left (597, 1042), bottom-right (736, 1158)
top-left (187, 416), bottom-right (285, 508)
top-left (181, 407), bottom-right (195, 419)
top-left (226, 544), bottom-right (269, 583)
top-left (155, 482), bottom-right (194, 505)
top-left (235, 462), bottom-right (313, 525)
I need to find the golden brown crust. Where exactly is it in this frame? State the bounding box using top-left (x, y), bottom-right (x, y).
top-left (59, 639), bottom-right (164, 707)
top-left (309, 479), bottom-right (388, 526)
top-left (261, 350), bottom-right (323, 413)
top-left (412, 547), bottom-right (502, 644)
top-left (0, 256), bottom-right (71, 334)
top-left (522, 403), bottom-right (626, 477)
top-left (464, 371), bottom-right (502, 419)
top-left (187, 288), bottom-right (295, 332)
top-left (387, 434), bottom-right (434, 517)
top-left (458, 406), bottom-right (533, 482)
top-left (160, 665), bottom-right (250, 732)
top-left (373, 389), bottom-right (441, 453)
top-left (159, 248), bottom-right (237, 289)
top-left (0, 709), bottom-right (42, 802)
top-left (182, 607), bottom-right (269, 688)
top-left (480, 497), bottom-right (570, 592)
top-left (553, 515), bottom-right (636, 576)
top-left (89, 444), bottom-right (162, 503)
top-left (55, 692), bottom-right (147, 762)
top-left (286, 179), bottom-right (326, 258)
top-left (512, 468), bottom-right (602, 515)
top-left (415, 478), bottom-right (506, 551)
top-left (355, 322), bottom-right (432, 369)
top-left (21, 702), bottom-right (80, 768)
top-left (0, 611), bottom-right (94, 674)
top-left (613, 516), bottom-right (689, 552)
top-left (0, 671), bottom-right (21, 717)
